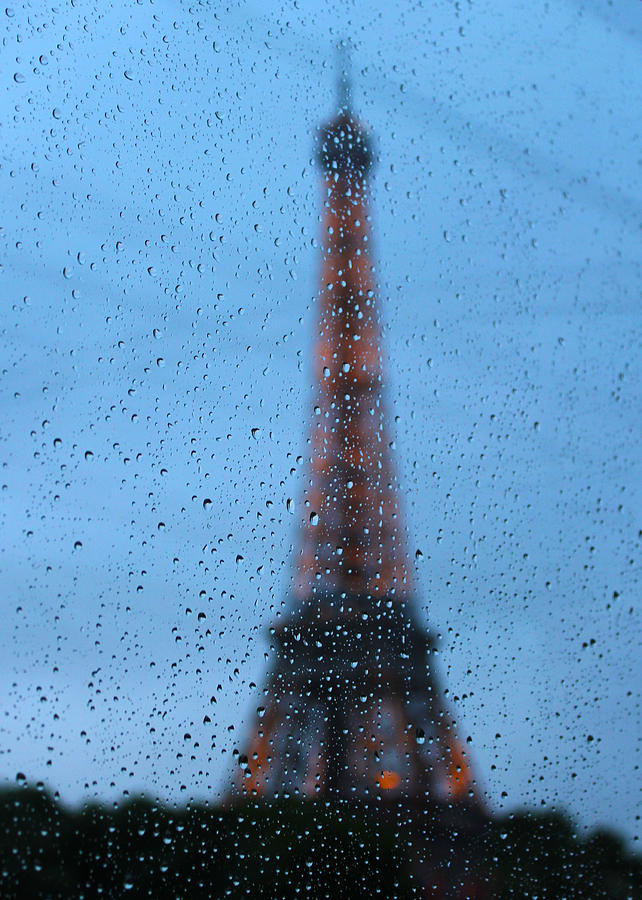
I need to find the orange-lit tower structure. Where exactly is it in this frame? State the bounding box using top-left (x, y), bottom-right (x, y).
top-left (234, 67), bottom-right (482, 822)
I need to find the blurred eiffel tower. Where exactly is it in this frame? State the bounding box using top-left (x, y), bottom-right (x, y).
top-left (233, 49), bottom-right (484, 828)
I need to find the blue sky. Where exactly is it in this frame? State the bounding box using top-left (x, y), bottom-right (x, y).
top-left (1, 0), bottom-right (640, 846)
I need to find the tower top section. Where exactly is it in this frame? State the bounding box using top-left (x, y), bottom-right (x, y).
top-left (293, 54), bottom-right (408, 612)
top-left (317, 44), bottom-right (373, 177)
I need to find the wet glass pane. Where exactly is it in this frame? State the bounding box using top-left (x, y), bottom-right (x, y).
top-left (1, 1), bottom-right (640, 896)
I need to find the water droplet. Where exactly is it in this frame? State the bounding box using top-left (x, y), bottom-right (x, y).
top-left (203, 498), bottom-right (212, 510)
top-left (310, 512), bottom-right (319, 526)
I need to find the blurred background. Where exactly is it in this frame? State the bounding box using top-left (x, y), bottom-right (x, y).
top-left (0, 0), bottom-right (640, 851)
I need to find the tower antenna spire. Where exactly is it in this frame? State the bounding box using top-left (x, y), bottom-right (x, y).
top-left (336, 39), bottom-right (352, 113)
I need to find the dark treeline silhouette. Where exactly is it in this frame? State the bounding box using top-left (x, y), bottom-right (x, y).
top-left (0, 786), bottom-right (639, 898)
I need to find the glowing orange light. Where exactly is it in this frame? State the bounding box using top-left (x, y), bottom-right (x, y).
top-left (377, 770), bottom-right (401, 790)
top-left (446, 743), bottom-right (471, 800)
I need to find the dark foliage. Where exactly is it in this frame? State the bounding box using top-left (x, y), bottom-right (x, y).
top-left (0, 787), bottom-right (639, 898)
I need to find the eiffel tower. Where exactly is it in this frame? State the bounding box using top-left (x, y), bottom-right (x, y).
top-left (233, 62), bottom-right (482, 817)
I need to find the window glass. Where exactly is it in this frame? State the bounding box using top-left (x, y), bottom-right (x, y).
top-left (1, 1), bottom-right (640, 895)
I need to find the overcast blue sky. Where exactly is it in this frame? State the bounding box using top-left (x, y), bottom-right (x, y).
top-left (1, 0), bottom-right (640, 846)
